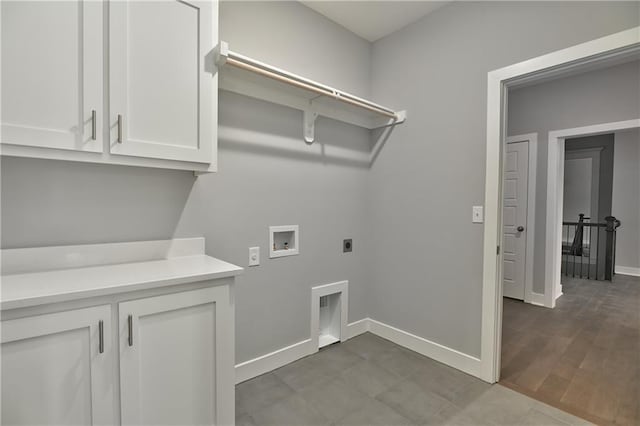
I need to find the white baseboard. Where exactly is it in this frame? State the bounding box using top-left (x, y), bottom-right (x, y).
top-left (526, 292), bottom-right (546, 307)
top-left (366, 319), bottom-right (482, 379)
top-left (235, 319), bottom-right (370, 384)
top-left (556, 285), bottom-right (563, 300)
top-left (346, 318), bottom-right (370, 338)
top-left (616, 265), bottom-right (640, 277)
top-left (235, 317), bottom-right (483, 384)
top-left (235, 339), bottom-right (313, 384)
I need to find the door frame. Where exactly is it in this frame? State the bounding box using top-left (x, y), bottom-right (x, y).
top-left (544, 119), bottom-right (640, 308)
top-left (505, 134), bottom-right (538, 305)
top-left (480, 26), bottom-right (640, 383)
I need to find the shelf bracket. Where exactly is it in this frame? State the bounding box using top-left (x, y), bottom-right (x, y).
top-left (303, 103), bottom-right (319, 144)
top-left (215, 41), bottom-right (229, 67)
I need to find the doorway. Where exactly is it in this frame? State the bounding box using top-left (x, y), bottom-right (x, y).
top-left (487, 31), bottom-right (640, 425)
top-left (479, 27), bottom-right (640, 386)
top-left (544, 120), bottom-right (638, 305)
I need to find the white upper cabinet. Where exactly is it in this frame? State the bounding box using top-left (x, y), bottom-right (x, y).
top-left (109, 0), bottom-right (214, 164)
top-left (1, 0), bottom-right (103, 152)
top-left (0, 1), bottom-right (218, 172)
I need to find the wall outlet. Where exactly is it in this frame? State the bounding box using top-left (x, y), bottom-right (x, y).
top-left (472, 206), bottom-right (484, 223)
top-left (249, 246), bottom-right (260, 266)
top-left (343, 239), bottom-right (353, 253)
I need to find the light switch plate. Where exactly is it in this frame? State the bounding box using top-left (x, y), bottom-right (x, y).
top-left (249, 246), bottom-right (260, 266)
top-left (472, 206), bottom-right (484, 223)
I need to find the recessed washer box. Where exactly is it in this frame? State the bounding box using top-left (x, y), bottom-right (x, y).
top-left (269, 225), bottom-right (299, 258)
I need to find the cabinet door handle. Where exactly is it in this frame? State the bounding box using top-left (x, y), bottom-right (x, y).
top-left (91, 110), bottom-right (97, 141)
top-left (128, 314), bottom-right (133, 346)
top-left (117, 114), bottom-right (123, 143)
top-left (98, 320), bottom-right (104, 354)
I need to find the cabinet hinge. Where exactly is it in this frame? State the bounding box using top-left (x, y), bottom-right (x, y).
top-left (497, 245), bottom-right (500, 255)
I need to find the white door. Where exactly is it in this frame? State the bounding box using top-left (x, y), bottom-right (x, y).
top-left (1, 305), bottom-right (114, 425)
top-left (119, 286), bottom-right (234, 426)
top-left (503, 141), bottom-right (529, 300)
top-left (109, 0), bottom-right (215, 163)
top-left (1, 0), bottom-right (103, 152)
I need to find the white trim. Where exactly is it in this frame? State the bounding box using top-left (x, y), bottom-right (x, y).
top-left (615, 266), bottom-right (640, 277)
top-left (310, 281), bottom-right (349, 350)
top-left (483, 27), bottom-right (640, 383)
top-left (235, 339), bottom-right (313, 384)
top-left (367, 319), bottom-right (482, 379)
top-left (528, 292), bottom-right (546, 307)
top-left (546, 119), bottom-right (640, 308)
top-left (234, 317), bottom-right (484, 384)
top-left (505, 134), bottom-right (538, 306)
top-left (235, 317), bottom-right (369, 384)
top-left (346, 318), bottom-right (370, 338)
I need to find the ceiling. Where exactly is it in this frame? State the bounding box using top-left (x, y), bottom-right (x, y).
top-left (301, 1), bottom-right (449, 42)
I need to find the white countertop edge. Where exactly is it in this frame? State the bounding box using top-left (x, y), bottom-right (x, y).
top-left (1, 255), bottom-right (243, 311)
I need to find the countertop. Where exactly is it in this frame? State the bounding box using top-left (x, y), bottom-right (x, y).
top-left (1, 254), bottom-right (243, 311)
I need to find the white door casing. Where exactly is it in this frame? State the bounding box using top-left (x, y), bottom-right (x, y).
top-left (502, 141), bottom-right (529, 300)
top-left (109, 0), bottom-right (214, 163)
top-left (119, 285), bottom-right (234, 426)
top-left (1, 0), bottom-right (103, 152)
top-left (1, 305), bottom-right (114, 425)
top-left (545, 119), bottom-right (640, 307)
top-left (483, 28), bottom-right (639, 383)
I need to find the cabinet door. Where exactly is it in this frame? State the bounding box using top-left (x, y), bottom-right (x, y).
top-left (109, 0), bottom-right (216, 164)
top-left (1, 305), bottom-right (114, 425)
top-left (119, 286), bottom-right (234, 425)
top-left (1, 0), bottom-right (103, 152)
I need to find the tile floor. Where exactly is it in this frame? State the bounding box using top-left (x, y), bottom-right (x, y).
top-left (236, 333), bottom-right (590, 425)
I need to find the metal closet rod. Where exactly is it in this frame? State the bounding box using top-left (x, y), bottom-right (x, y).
top-left (224, 55), bottom-right (399, 120)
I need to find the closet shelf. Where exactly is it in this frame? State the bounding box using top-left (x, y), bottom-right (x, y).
top-left (215, 41), bottom-right (406, 143)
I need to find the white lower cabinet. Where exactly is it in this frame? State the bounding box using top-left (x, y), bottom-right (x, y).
top-left (1, 305), bottom-right (115, 426)
top-left (119, 286), bottom-right (234, 426)
top-left (1, 285), bottom-right (234, 426)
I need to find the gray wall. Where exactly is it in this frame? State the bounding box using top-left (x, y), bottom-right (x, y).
top-left (368, 2), bottom-right (639, 357)
top-left (1, 1), bottom-right (373, 364)
top-left (563, 156), bottom-right (596, 222)
top-left (194, 1), bottom-right (373, 363)
top-left (2, 1), bottom-right (639, 366)
top-left (509, 60), bottom-right (639, 293)
top-left (612, 128), bottom-right (640, 270)
top-left (565, 134), bottom-right (615, 223)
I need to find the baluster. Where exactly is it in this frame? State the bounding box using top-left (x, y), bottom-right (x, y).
top-left (604, 216), bottom-right (615, 281)
top-left (595, 226), bottom-right (600, 280)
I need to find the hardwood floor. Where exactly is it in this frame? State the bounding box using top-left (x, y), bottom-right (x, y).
top-left (500, 274), bottom-right (640, 426)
